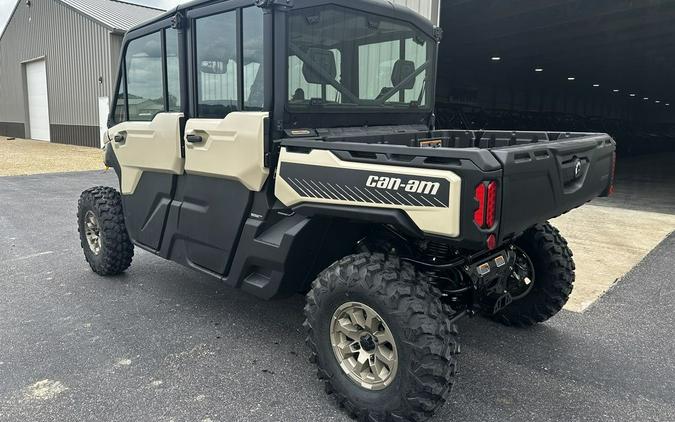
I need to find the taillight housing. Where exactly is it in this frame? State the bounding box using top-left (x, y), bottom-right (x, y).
top-left (473, 181), bottom-right (498, 229)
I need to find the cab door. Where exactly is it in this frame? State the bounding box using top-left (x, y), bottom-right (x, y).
top-left (108, 26), bottom-right (185, 251)
top-left (167, 5), bottom-right (269, 276)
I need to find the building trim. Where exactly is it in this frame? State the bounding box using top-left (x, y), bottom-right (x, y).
top-left (50, 124), bottom-right (100, 147)
top-left (0, 122), bottom-right (26, 138)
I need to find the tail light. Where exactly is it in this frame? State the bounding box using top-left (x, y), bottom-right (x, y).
top-left (486, 181), bottom-right (497, 227)
top-left (473, 181), bottom-right (498, 229)
top-left (473, 183), bottom-right (486, 227)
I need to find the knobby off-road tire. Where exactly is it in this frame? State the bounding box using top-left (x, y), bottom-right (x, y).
top-left (304, 253), bottom-right (460, 422)
top-left (77, 186), bottom-right (134, 276)
top-left (493, 222), bottom-right (575, 327)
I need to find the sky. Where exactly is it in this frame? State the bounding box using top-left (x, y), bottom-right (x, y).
top-left (0, 0), bottom-right (187, 34)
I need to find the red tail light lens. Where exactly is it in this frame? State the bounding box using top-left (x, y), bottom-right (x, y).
top-left (487, 234), bottom-right (497, 250)
top-left (473, 183), bottom-right (486, 227)
top-left (486, 181), bottom-right (497, 228)
top-left (474, 181), bottom-right (498, 229)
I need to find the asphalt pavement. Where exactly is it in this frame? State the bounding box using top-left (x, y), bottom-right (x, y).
top-left (0, 170), bottom-right (673, 422)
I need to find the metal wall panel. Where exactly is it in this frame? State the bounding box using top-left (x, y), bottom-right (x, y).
top-left (391, 0), bottom-right (440, 25)
top-left (0, 0), bottom-right (116, 130)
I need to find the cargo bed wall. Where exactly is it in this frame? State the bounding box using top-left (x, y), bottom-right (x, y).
top-left (491, 134), bottom-right (616, 242)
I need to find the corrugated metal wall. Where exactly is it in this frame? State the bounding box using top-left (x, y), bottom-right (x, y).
top-left (392, 0), bottom-right (440, 25)
top-left (0, 0), bottom-right (116, 135)
top-left (0, 0), bottom-right (437, 143)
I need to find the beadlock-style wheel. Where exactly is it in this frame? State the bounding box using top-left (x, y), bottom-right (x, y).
top-left (77, 186), bottom-right (134, 276)
top-left (84, 210), bottom-right (102, 255)
top-left (304, 253), bottom-right (460, 421)
top-left (330, 302), bottom-right (398, 391)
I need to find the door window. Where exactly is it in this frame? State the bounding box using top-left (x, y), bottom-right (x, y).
top-left (243, 7), bottom-right (264, 110)
top-left (112, 28), bottom-right (186, 124)
top-left (113, 74), bottom-right (127, 122)
top-left (195, 11), bottom-right (239, 118)
top-left (125, 32), bottom-right (164, 121)
top-left (166, 28), bottom-right (182, 112)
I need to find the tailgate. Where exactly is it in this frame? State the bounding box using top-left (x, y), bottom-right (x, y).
top-left (490, 133), bottom-right (616, 241)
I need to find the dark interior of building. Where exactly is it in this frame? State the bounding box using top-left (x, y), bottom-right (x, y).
top-left (436, 0), bottom-right (675, 157)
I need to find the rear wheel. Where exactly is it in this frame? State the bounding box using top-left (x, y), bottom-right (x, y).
top-left (304, 253), bottom-right (460, 422)
top-left (77, 187), bottom-right (134, 276)
top-left (493, 222), bottom-right (575, 327)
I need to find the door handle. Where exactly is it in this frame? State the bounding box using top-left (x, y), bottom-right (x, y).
top-left (186, 134), bottom-right (203, 144)
top-left (114, 133), bottom-right (126, 143)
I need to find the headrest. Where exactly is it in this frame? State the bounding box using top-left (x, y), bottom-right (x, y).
top-left (302, 48), bottom-right (337, 85)
top-left (391, 59), bottom-right (416, 89)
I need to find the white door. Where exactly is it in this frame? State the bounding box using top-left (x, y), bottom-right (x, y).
top-left (25, 60), bottom-right (51, 141)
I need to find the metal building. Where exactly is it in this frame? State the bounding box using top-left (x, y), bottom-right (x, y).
top-left (0, 0), bottom-right (163, 146)
top-left (392, 0), bottom-right (441, 25)
top-left (395, 0), bottom-right (675, 155)
top-left (1, 0), bottom-right (673, 157)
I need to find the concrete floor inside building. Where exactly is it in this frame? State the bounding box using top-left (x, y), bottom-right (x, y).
top-left (553, 151), bottom-right (675, 311)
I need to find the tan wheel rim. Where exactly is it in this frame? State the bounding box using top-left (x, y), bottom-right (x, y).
top-left (330, 302), bottom-right (398, 391)
top-left (84, 210), bottom-right (102, 256)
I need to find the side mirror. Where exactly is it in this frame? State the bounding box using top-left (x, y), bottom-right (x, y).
top-left (302, 48), bottom-right (337, 84)
top-left (391, 59), bottom-right (416, 90)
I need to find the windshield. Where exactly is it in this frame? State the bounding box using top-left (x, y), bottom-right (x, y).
top-left (287, 5), bottom-right (434, 111)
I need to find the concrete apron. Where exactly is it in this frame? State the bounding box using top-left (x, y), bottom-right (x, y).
top-left (553, 204), bottom-right (675, 312)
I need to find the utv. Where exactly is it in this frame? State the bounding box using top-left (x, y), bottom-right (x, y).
top-left (78, 0), bottom-right (616, 420)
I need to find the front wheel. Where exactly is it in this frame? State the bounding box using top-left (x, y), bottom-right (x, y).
top-left (493, 222), bottom-right (575, 327)
top-left (77, 186), bottom-right (134, 276)
top-left (304, 253), bottom-right (460, 422)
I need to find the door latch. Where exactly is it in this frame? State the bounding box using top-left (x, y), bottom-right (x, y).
top-left (186, 134), bottom-right (203, 144)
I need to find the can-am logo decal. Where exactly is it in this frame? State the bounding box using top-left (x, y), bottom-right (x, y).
top-left (279, 163), bottom-right (451, 208)
top-left (366, 175), bottom-right (441, 196)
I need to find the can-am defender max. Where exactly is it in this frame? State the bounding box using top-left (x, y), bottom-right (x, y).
top-left (78, 1), bottom-right (616, 420)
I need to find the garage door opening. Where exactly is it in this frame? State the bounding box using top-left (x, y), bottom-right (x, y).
top-left (25, 59), bottom-right (51, 142)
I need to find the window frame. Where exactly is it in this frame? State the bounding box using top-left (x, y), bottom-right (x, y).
top-left (187, 0), bottom-right (264, 119)
top-left (110, 17), bottom-right (181, 125)
top-left (284, 6), bottom-right (434, 111)
top-left (274, 0), bottom-right (439, 130)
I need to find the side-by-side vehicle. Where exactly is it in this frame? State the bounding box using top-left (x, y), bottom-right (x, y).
top-left (78, 1), bottom-right (616, 420)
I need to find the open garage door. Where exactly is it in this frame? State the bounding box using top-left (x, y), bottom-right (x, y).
top-left (25, 60), bottom-right (51, 141)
